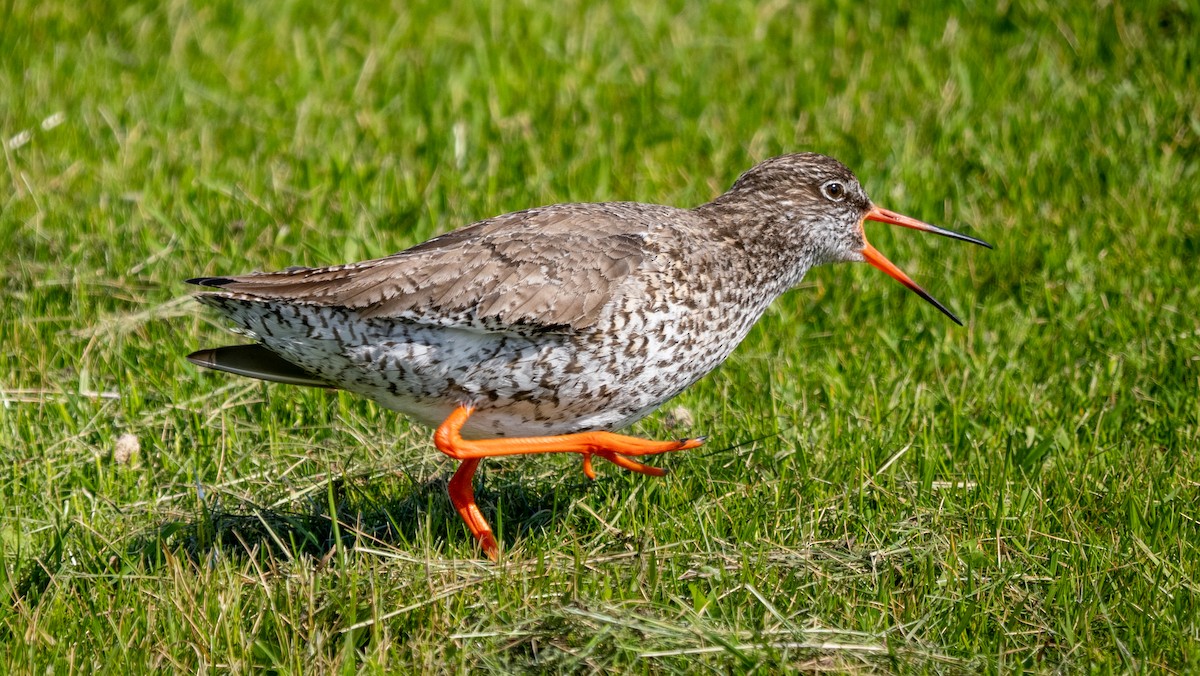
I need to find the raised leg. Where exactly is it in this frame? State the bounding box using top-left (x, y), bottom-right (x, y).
top-left (434, 404), bottom-right (705, 560)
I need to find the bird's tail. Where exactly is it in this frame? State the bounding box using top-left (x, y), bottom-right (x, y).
top-left (187, 344), bottom-right (335, 389)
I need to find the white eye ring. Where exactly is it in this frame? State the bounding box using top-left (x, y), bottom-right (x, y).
top-left (821, 180), bottom-right (847, 202)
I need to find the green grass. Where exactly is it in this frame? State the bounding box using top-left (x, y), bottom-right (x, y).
top-left (3, 0), bottom-right (1199, 671)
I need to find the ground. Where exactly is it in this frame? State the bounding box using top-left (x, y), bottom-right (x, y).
top-left (2, 0), bottom-right (1198, 672)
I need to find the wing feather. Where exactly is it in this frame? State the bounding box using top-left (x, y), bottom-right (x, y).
top-left (189, 203), bottom-right (686, 333)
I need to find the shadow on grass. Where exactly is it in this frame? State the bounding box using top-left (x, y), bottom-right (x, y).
top-left (3, 466), bottom-right (632, 617)
top-left (128, 469), bottom-right (605, 568)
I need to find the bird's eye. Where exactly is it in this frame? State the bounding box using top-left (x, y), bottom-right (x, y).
top-left (821, 181), bottom-right (846, 202)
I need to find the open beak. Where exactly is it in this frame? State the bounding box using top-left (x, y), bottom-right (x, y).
top-left (862, 206), bottom-right (993, 326)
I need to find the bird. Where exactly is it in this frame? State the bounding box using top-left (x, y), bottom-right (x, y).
top-left (186, 152), bottom-right (991, 560)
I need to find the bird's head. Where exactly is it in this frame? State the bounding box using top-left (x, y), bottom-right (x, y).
top-left (716, 153), bottom-right (993, 325)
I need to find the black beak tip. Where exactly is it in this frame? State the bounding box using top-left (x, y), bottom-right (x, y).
top-left (923, 293), bottom-right (965, 326)
top-left (950, 231), bottom-right (994, 250)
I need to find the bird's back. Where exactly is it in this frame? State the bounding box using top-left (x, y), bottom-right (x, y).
top-left (192, 202), bottom-right (708, 333)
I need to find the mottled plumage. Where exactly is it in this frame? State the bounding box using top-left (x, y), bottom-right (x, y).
top-left (188, 153), bottom-right (990, 558)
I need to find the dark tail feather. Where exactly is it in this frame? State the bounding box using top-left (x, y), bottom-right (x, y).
top-left (187, 344), bottom-right (335, 389)
top-left (186, 276), bottom-right (237, 287)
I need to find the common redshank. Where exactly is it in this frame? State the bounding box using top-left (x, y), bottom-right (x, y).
top-left (187, 153), bottom-right (990, 559)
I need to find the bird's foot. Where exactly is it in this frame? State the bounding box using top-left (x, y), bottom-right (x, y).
top-left (433, 404), bottom-right (705, 560)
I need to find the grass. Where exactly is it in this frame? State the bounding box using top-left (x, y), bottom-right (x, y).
top-left (2, 0), bottom-right (1198, 671)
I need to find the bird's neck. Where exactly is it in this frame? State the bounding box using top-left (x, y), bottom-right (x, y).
top-left (692, 195), bottom-right (820, 294)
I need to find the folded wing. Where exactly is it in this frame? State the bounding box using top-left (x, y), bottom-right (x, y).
top-left (190, 206), bottom-right (657, 334)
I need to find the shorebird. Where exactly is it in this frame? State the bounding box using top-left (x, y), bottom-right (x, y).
top-left (187, 153), bottom-right (990, 559)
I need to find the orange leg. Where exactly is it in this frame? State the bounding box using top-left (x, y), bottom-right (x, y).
top-left (434, 404), bottom-right (705, 560)
top-left (447, 458), bottom-right (497, 557)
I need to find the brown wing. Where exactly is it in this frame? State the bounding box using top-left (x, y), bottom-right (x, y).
top-left (189, 204), bottom-right (671, 333)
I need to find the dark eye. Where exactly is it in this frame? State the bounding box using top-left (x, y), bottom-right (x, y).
top-left (821, 180), bottom-right (846, 202)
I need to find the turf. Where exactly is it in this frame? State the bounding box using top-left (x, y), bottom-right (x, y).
top-left (3, 0), bottom-right (1198, 671)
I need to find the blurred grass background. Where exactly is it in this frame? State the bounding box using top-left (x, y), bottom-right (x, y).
top-left (2, 0), bottom-right (1198, 671)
